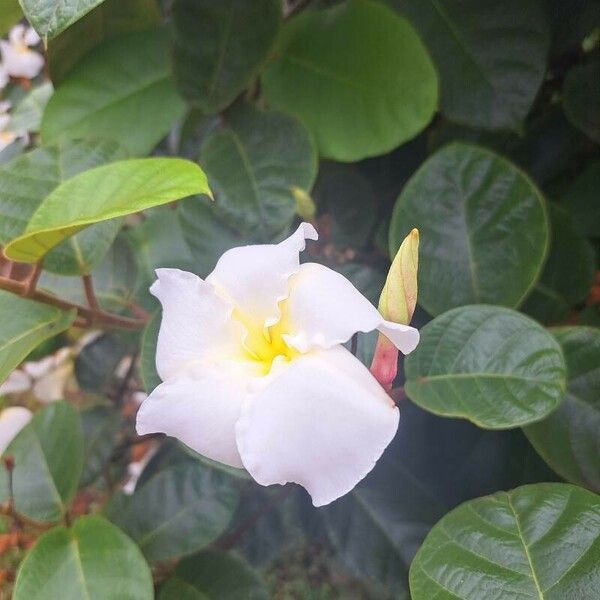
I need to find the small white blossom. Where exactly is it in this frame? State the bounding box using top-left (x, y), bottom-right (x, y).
top-left (136, 223), bottom-right (419, 506)
top-left (0, 406), bottom-right (32, 454)
top-left (0, 24), bottom-right (44, 80)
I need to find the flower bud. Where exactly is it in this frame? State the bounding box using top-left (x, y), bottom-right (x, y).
top-left (378, 228), bottom-right (419, 326)
top-left (291, 186), bottom-right (316, 221)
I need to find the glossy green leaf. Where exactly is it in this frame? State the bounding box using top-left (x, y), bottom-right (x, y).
top-left (178, 196), bottom-right (251, 277)
top-left (3, 157), bottom-right (209, 264)
top-left (39, 234), bottom-right (139, 312)
top-left (525, 327), bottom-right (600, 493)
top-left (0, 139), bottom-right (128, 275)
top-left (129, 206), bottom-right (196, 280)
top-left (322, 400), bottom-right (553, 596)
top-left (159, 550), bottom-right (269, 600)
top-left (409, 483), bottom-right (600, 600)
top-left (9, 82), bottom-right (53, 133)
top-left (47, 0), bottom-right (161, 83)
top-left (79, 404), bottom-right (121, 487)
top-left (19, 0), bottom-right (106, 41)
top-left (262, 0), bottom-right (437, 161)
top-left (560, 158), bottom-right (600, 239)
top-left (139, 312), bottom-right (161, 393)
top-left (13, 515), bottom-right (153, 599)
top-left (0, 402), bottom-right (83, 522)
top-left (75, 333), bottom-right (130, 394)
top-left (389, 143), bottom-right (549, 316)
top-left (393, 0), bottom-right (550, 129)
top-left (0, 292), bottom-right (76, 386)
top-left (563, 55), bottom-right (600, 144)
top-left (173, 0), bottom-right (280, 113)
top-left (41, 28), bottom-right (186, 156)
top-left (522, 203), bottom-right (595, 323)
top-left (114, 462), bottom-right (239, 561)
top-left (0, 0), bottom-right (22, 35)
top-left (199, 104), bottom-right (317, 237)
top-left (404, 305), bottom-right (567, 429)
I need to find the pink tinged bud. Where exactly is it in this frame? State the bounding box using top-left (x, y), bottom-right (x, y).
top-left (378, 228), bottom-right (419, 326)
top-left (370, 334), bottom-right (398, 392)
top-left (370, 228), bottom-right (419, 389)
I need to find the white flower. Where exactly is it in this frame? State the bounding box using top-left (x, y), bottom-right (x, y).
top-left (0, 64), bottom-right (8, 89)
top-left (136, 223), bottom-right (419, 506)
top-left (0, 347), bottom-right (74, 403)
top-left (0, 406), bottom-right (32, 454)
top-left (0, 24), bottom-right (44, 80)
top-left (0, 100), bottom-right (29, 153)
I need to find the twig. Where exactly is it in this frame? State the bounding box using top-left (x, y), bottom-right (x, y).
top-left (23, 262), bottom-right (42, 297)
top-left (0, 274), bottom-right (148, 330)
top-left (82, 274), bottom-right (99, 311)
top-left (284, 0), bottom-right (312, 18)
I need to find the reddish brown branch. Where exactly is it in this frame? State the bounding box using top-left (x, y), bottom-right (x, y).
top-left (82, 274), bottom-right (99, 312)
top-left (0, 274), bottom-right (148, 330)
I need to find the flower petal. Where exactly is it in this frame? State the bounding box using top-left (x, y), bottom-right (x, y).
top-left (150, 268), bottom-right (243, 381)
top-left (24, 27), bottom-right (41, 47)
top-left (0, 40), bottom-right (44, 79)
top-left (136, 367), bottom-right (248, 468)
top-left (0, 370), bottom-right (31, 395)
top-left (0, 406), bottom-right (32, 455)
top-left (207, 222), bottom-right (318, 327)
top-left (236, 346), bottom-right (399, 506)
top-left (282, 263), bottom-right (419, 354)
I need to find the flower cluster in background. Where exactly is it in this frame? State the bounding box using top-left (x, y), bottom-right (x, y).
top-left (0, 24), bottom-right (44, 153)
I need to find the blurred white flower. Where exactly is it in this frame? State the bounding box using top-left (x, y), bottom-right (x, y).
top-left (0, 347), bottom-right (74, 403)
top-left (0, 64), bottom-right (8, 89)
top-left (0, 100), bottom-right (20, 152)
top-left (0, 24), bottom-right (44, 80)
top-left (136, 223), bottom-right (419, 507)
top-left (0, 406), bottom-right (32, 454)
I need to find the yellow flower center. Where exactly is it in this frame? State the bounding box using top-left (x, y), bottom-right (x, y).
top-left (232, 305), bottom-right (297, 376)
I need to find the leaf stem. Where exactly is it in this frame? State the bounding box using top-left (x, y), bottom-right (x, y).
top-left (0, 273), bottom-right (148, 330)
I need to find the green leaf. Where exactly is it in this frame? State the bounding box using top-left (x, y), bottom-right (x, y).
top-left (199, 104), bottom-right (317, 238)
top-left (79, 404), bottom-right (121, 487)
top-left (39, 234), bottom-right (140, 312)
top-left (128, 206), bottom-right (196, 280)
top-left (404, 305), bottom-right (567, 429)
top-left (178, 196), bottom-right (251, 277)
top-left (0, 402), bottom-right (83, 522)
top-left (409, 483), bottom-right (600, 600)
top-left (563, 55), bottom-right (600, 144)
top-left (47, 0), bottom-right (161, 83)
top-left (159, 550), bottom-right (269, 600)
top-left (3, 157), bottom-right (209, 264)
top-left (560, 158), bottom-right (600, 239)
top-left (0, 139), bottom-right (128, 275)
top-left (522, 203), bottom-right (595, 324)
top-left (389, 143), bottom-right (549, 316)
top-left (9, 82), bottom-right (53, 133)
top-left (13, 515), bottom-right (153, 599)
top-left (0, 291), bottom-right (76, 386)
top-left (19, 0), bottom-right (106, 41)
top-left (525, 327), bottom-right (600, 493)
top-left (313, 163), bottom-right (377, 249)
top-left (173, 0), bottom-right (281, 113)
top-left (41, 28), bottom-right (186, 156)
top-left (322, 399), bottom-right (554, 596)
top-left (75, 333), bottom-right (129, 393)
top-left (113, 462), bottom-right (239, 561)
top-left (0, 0), bottom-right (22, 35)
top-left (392, 0), bottom-right (550, 130)
top-left (262, 0), bottom-right (438, 161)
top-left (139, 312), bottom-right (161, 393)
